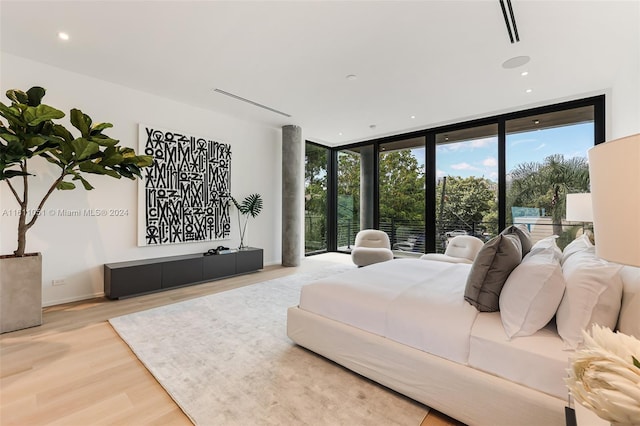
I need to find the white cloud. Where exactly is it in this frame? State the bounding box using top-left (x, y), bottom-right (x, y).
top-left (483, 157), bottom-right (498, 167)
top-left (451, 162), bottom-right (475, 170)
top-left (508, 137), bottom-right (537, 147)
top-left (470, 137), bottom-right (497, 148)
top-left (436, 169), bottom-right (446, 178)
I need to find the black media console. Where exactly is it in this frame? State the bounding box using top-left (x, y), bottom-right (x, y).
top-left (104, 247), bottom-right (263, 299)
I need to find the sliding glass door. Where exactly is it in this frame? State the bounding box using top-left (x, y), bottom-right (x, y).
top-left (379, 137), bottom-right (425, 255)
top-left (305, 142), bottom-right (329, 254)
top-left (434, 124), bottom-right (499, 253)
top-left (337, 148), bottom-right (360, 251)
top-left (506, 105), bottom-right (595, 249)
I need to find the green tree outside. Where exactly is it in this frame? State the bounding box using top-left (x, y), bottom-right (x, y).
top-left (507, 154), bottom-right (589, 237)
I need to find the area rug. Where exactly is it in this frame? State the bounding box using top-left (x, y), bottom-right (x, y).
top-left (109, 264), bottom-right (428, 425)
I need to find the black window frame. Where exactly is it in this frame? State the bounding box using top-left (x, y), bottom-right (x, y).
top-left (305, 94), bottom-right (605, 256)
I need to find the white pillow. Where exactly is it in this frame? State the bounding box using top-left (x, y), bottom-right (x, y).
top-left (561, 233), bottom-right (593, 265)
top-left (556, 247), bottom-right (623, 349)
top-left (529, 235), bottom-right (563, 263)
top-left (499, 245), bottom-right (566, 339)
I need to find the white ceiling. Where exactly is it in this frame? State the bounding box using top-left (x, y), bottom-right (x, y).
top-left (1, 1), bottom-right (638, 146)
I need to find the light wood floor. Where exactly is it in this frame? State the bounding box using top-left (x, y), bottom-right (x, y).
top-left (1, 253), bottom-right (463, 426)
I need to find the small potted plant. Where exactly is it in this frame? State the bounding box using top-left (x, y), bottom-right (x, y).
top-left (231, 193), bottom-right (263, 250)
top-left (0, 86), bottom-right (153, 333)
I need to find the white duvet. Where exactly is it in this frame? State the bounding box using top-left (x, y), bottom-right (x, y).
top-left (298, 258), bottom-right (478, 364)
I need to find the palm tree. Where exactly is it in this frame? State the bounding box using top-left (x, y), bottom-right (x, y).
top-left (508, 154), bottom-right (589, 236)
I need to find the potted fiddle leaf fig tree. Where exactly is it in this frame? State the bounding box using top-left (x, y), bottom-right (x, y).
top-left (0, 86), bottom-right (153, 333)
top-left (231, 193), bottom-right (263, 249)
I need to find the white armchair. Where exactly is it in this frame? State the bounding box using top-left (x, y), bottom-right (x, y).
top-left (351, 229), bottom-right (394, 267)
top-left (421, 235), bottom-right (484, 264)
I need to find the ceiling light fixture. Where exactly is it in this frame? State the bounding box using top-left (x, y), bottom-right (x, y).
top-left (213, 88), bottom-right (291, 117)
top-left (58, 32), bottom-right (70, 41)
top-left (526, 89), bottom-right (532, 93)
top-left (369, 124), bottom-right (377, 129)
top-left (533, 119), bottom-right (540, 125)
top-left (502, 56), bottom-right (530, 69)
top-left (346, 74), bottom-right (357, 81)
top-left (499, 0), bottom-right (520, 43)
top-left (410, 115), bottom-right (416, 119)
top-left (521, 71), bottom-right (529, 76)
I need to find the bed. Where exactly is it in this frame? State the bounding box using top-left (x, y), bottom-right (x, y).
top-left (287, 242), bottom-right (640, 426)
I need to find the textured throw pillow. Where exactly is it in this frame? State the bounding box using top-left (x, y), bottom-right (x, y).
top-left (561, 233), bottom-right (593, 265)
top-left (529, 235), bottom-right (563, 263)
top-left (556, 247), bottom-right (623, 349)
top-left (499, 245), bottom-right (566, 338)
top-left (500, 224), bottom-right (533, 256)
top-left (464, 234), bottom-right (522, 312)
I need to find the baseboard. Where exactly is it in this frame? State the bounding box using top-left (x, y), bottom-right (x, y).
top-left (43, 291), bottom-right (105, 307)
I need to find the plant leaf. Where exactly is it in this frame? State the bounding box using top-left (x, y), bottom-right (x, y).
top-left (90, 122), bottom-right (113, 134)
top-left (52, 124), bottom-right (74, 142)
top-left (25, 135), bottom-right (47, 148)
top-left (98, 152), bottom-right (124, 167)
top-left (70, 108), bottom-right (91, 138)
top-left (25, 87), bottom-right (46, 107)
top-left (6, 89), bottom-right (28, 104)
top-left (633, 356), bottom-right (640, 369)
top-left (78, 161), bottom-right (121, 178)
top-left (23, 104), bottom-right (65, 126)
top-left (56, 180), bottom-right (76, 190)
top-left (71, 138), bottom-right (100, 161)
top-left (69, 171), bottom-right (94, 190)
top-left (89, 134), bottom-right (118, 147)
top-left (0, 169), bottom-right (30, 179)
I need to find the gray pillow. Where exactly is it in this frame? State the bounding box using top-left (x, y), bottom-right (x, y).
top-left (500, 224), bottom-right (532, 256)
top-left (464, 234), bottom-right (522, 312)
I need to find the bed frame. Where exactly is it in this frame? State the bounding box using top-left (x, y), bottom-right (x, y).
top-left (287, 306), bottom-right (566, 426)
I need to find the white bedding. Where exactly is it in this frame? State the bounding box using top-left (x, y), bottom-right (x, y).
top-left (469, 312), bottom-right (569, 399)
top-left (299, 258), bottom-right (478, 363)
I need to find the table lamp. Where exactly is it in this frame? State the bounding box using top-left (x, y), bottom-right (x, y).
top-left (588, 133), bottom-right (640, 267)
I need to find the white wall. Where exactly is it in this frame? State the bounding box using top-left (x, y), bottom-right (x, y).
top-left (609, 49), bottom-right (640, 140)
top-left (0, 53), bottom-right (283, 306)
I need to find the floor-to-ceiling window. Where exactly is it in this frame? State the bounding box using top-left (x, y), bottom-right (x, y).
top-left (306, 95), bottom-right (604, 256)
top-left (434, 125), bottom-right (499, 253)
top-left (379, 137), bottom-right (425, 255)
top-left (337, 148), bottom-right (360, 251)
top-left (305, 142), bottom-right (329, 254)
top-left (506, 105), bottom-right (595, 249)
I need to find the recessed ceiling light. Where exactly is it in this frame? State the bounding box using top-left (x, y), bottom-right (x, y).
top-left (58, 32), bottom-right (70, 41)
top-left (533, 119), bottom-right (540, 125)
top-left (346, 74), bottom-right (357, 81)
top-left (369, 124), bottom-right (377, 129)
top-left (521, 71), bottom-right (529, 76)
top-left (526, 89), bottom-right (532, 93)
top-left (502, 55), bottom-right (530, 69)
top-left (410, 115), bottom-right (416, 119)
top-left (338, 132), bottom-right (343, 136)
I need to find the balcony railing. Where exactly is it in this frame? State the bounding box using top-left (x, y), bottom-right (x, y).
top-left (310, 216), bottom-right (586, 255)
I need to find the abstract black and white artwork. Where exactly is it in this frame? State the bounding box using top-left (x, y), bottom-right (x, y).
top-left (138, 124), bottom-right (231, 246)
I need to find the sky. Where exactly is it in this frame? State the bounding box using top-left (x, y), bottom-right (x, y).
top-left (412, 122), bottom-right (594, 181)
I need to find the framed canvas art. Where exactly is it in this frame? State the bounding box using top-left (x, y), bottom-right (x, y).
top-left (138, 124), bottom-right (231, 246)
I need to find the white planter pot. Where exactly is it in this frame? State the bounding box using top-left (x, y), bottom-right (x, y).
top-left (0, 253), bottom-right (43, 333)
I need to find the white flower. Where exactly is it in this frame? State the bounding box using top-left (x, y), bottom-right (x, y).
top-left (566, 324), bottom-right (640, 425)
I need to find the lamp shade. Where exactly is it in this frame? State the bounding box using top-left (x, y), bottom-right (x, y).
top-left (588, 133), bottom-right (640, 267)
top-left (566, 193), bottom-right (593, 222)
